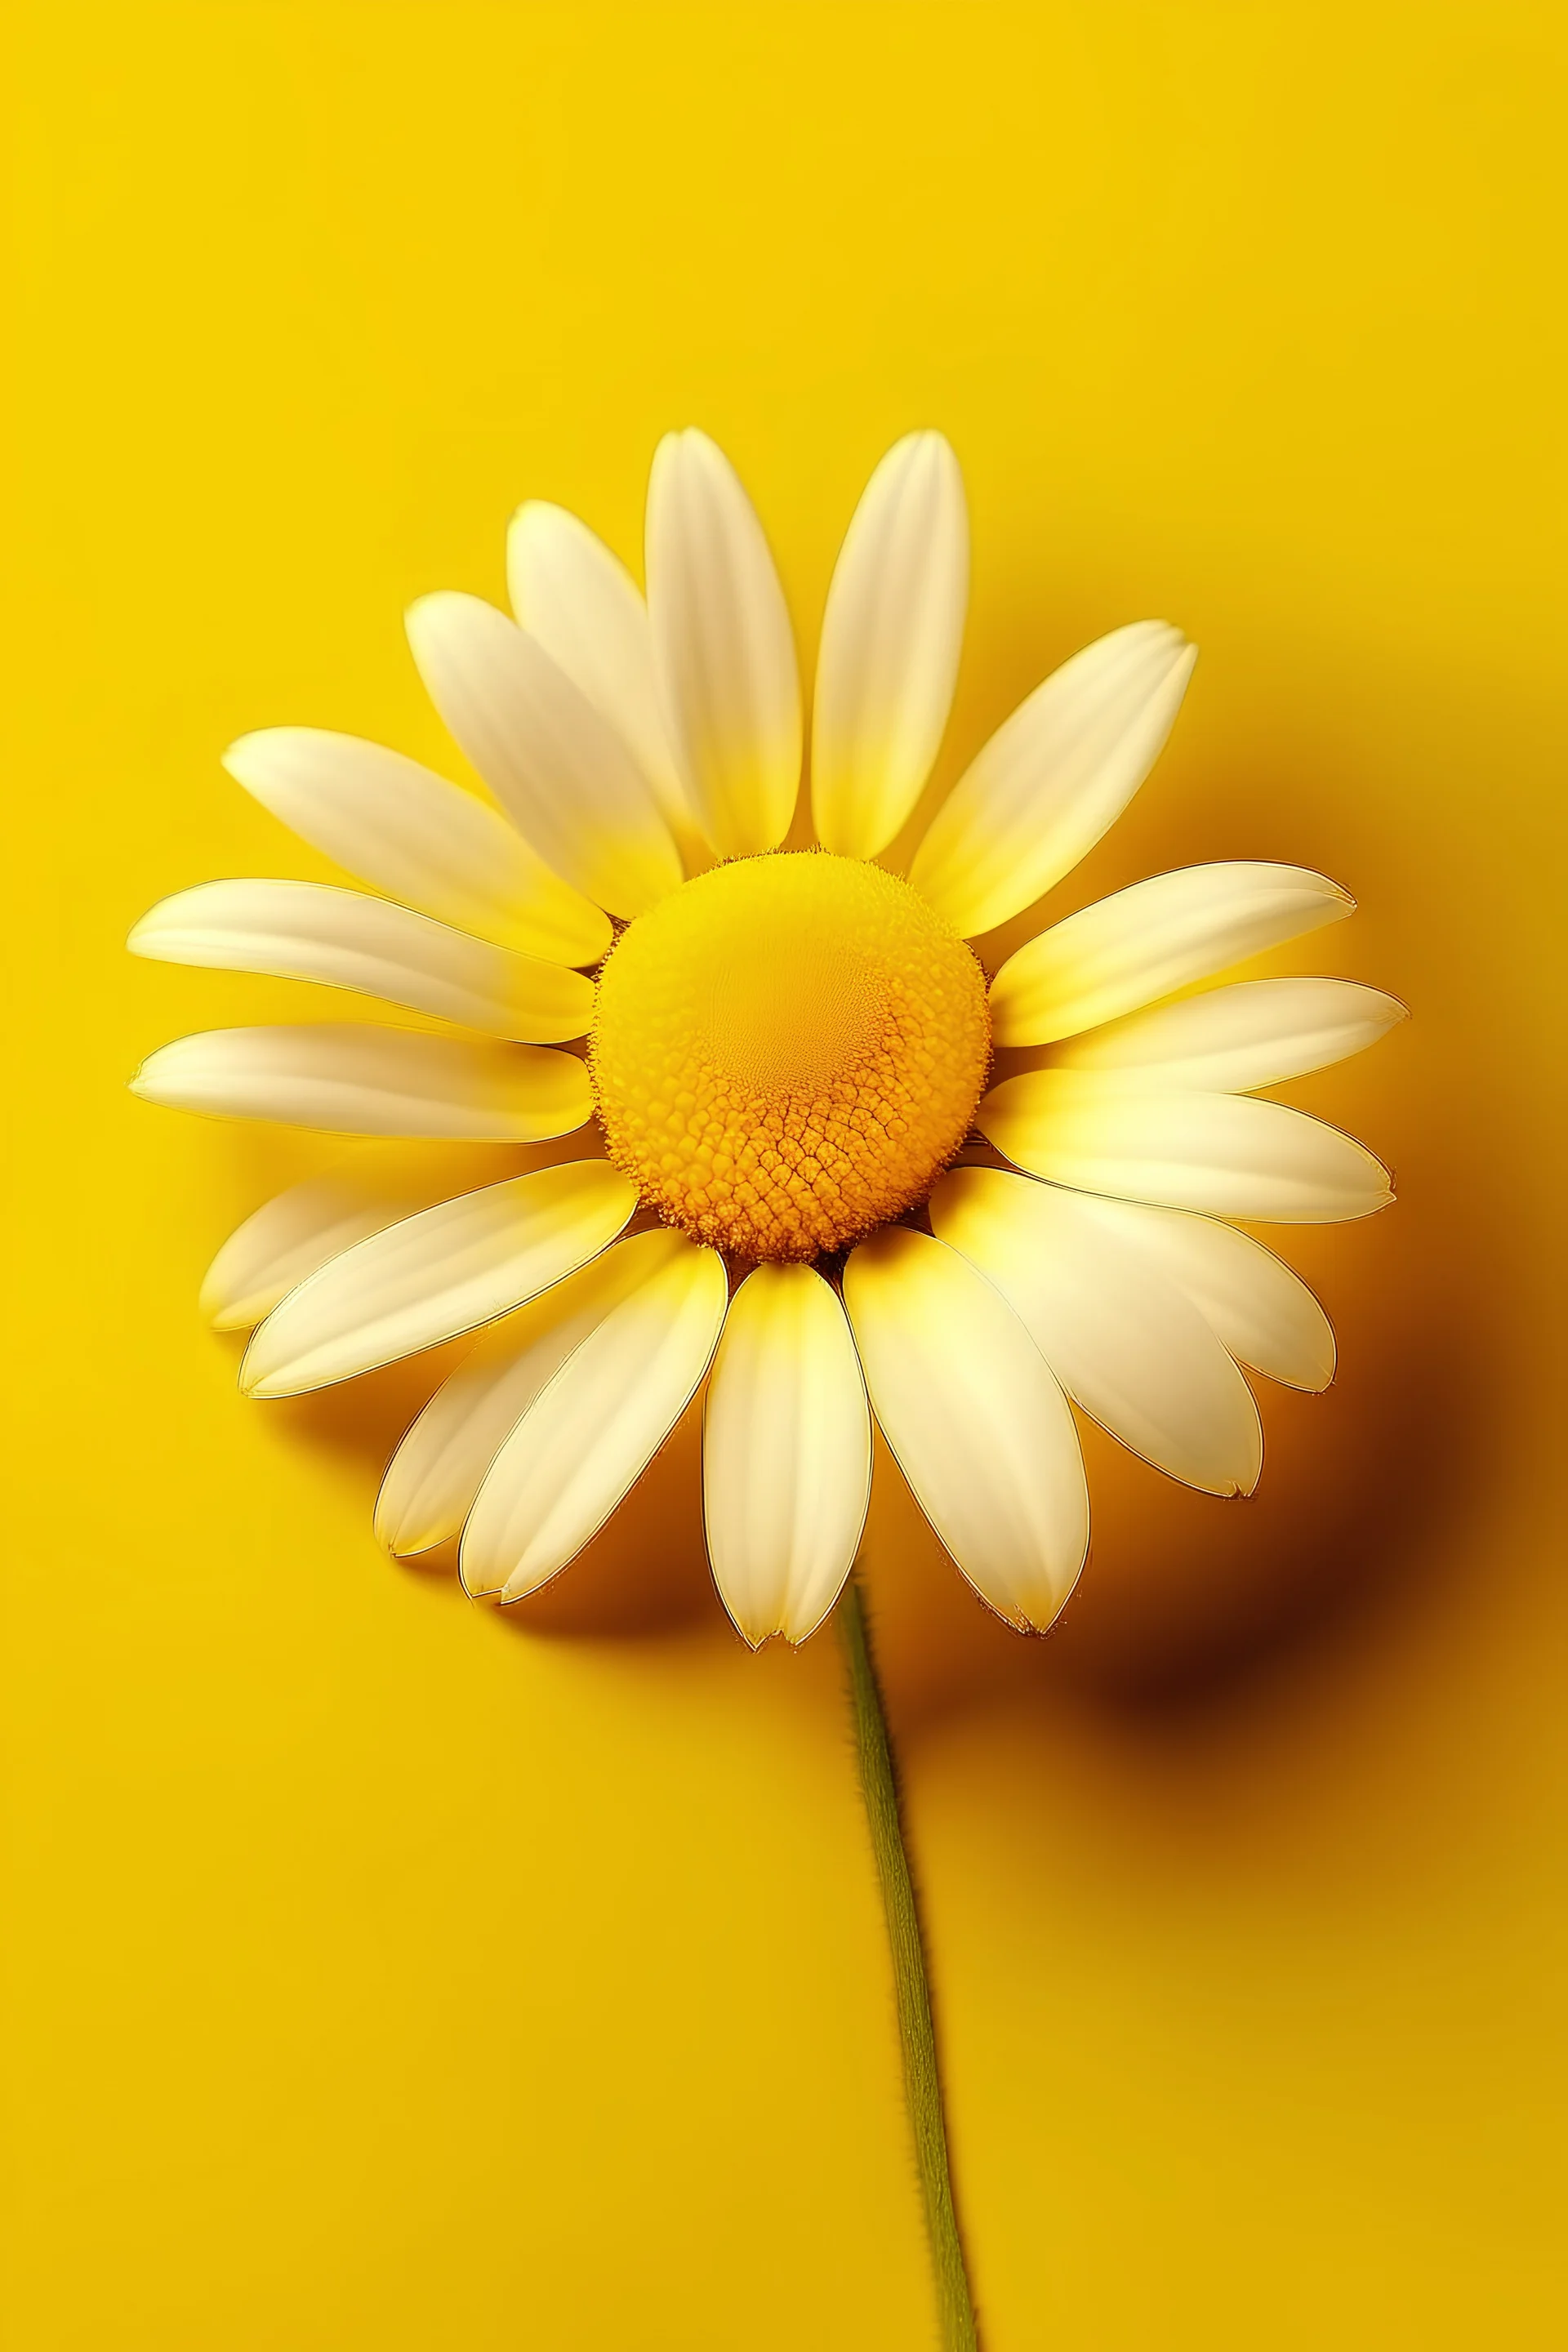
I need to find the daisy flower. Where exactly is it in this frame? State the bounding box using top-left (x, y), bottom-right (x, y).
top-left (130, 429), bottom-right (1402, 1646)
top-left (131, 428), bottom-right (1403, 2350)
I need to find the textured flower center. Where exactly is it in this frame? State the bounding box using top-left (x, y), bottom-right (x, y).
top-left (590, 852), bottom-right (991, 1262)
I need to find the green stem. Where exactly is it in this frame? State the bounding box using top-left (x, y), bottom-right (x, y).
top-left (837, 1574), bottom-right (981, 2352)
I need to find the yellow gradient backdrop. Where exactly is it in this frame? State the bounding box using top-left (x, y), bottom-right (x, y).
top-left (3, 6), bottom-right (1565, 2346)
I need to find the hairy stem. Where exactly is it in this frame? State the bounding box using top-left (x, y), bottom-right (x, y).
top-left (837, 1574), bottom-right (981, 2352)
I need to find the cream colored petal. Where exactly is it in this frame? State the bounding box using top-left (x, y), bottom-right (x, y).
top-left (405, 592), bottom-right (682, 918)
top-left (841, 1227), bottom-right (1087, 1633)
top-left (375, 1231), bottom-right (681, 1557)
top-left (240, 1162), bottom-right (636, 1398)
top-left (989, 862), bottom-right (1355, 1045)
top-left (128, 880), bottom-right (595, 1043)
top-left (930, 1168), bottom-right (1262, 1494)
top-left (908, 621), bottom-right (1196, 937)
top-left (978, 1071), bottom-right (1394, 1222)
top-left (1053, 977), bottom-right (1407, 1091)
top-left (130, 1024), bottom-right (591, 1141)
top-left (506, 501), bottom-right (696, 843)
top-left (221, 727), bottom-right (608, 966)
top-left (200, 1180), bottom-right (421, 1332)
top-left (644, 428), bottom-right (801, 858)
top-left (1071, 1196), bottom-right (1336, 1391)
top-left (702, 1264), bottom-right (871, 1647)
top-left (461, 1239), bottom-right (728, 1602)
top-left (810, 432), bottom-right (969, 859)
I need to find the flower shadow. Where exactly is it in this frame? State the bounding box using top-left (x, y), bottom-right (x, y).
top-left (252, 1121), bottom-right (1491, 1726)
top-left (859, 1185), bottom-right (1494, 1748)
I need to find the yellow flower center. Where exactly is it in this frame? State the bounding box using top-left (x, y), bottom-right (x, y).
top-left (590, 852), bottom-right (991, 1263)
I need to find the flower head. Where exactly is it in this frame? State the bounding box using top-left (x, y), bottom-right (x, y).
top-left (131, 430), bottom-right (1402, 1646)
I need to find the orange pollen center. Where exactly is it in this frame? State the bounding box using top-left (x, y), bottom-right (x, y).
top-left (589, 851), bottom-right (991, 1263)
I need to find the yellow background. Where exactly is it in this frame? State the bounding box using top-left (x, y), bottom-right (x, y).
top-left (4, 5), bottom-right (1565, 2345)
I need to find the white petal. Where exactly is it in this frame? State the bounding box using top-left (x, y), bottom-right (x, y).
top-left (130, 1024), bottom-right (592, 1140)
top-left (645, 429), bottom-right (801, 858)
top-left (990, 862), bottom-right (1356, 1045)
top-left (1052, 977), bottom-right (1407, 1091)
top-left (200, 1180), bottom-right (421, 1331)
top-left (930, 1169), bottom-right (1261, 1495)
top-left (978, 1071), bottom-right (1395, 1221)
top-left (240, 1162), bottom-right (637, 1397)
top-left (840, 1227), bottom-right (1087, 1633)
top-left (461, 1239), bottom-right (728, 1601)
top-left (1070, 1196), bottom-right (1336, 1391)
top-left (506, 501), bottom-right (697, 843)
top-left (128, 880), bottom-right (595, 1042)
top-left (907, 622), bottom-right (1196, 937)
top-left (406, 593), bottom-right (683, 918)
top-left (702, 1264), bottom-right (871, 1647)
top-left (810, 432), bottom-right (969, 859)
top-left (375, 1231), bottom-right (682, 1557)
top-left (221, 728), bottom-right (609, 966)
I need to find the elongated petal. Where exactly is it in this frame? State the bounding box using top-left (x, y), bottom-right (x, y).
top-left (461, 1239), bottom-right (728, 1601)
top-left (645, 429), bottom-right (801, 858)
top-left (406, 592), bottom-right (682, 917)
top-left (130, 1024), bottom-right (591, 1141)
top-left (376, 1231), bottom-right (680, 1557)
top-left (221, 728), bottom-right (608, 965)
top-left (841, 1227), bottom-right (1087, 1633)
top-left (930, 1169), bottom-right (1261, 1494)
top-left (200, 1179), bottom-right (421, 1331)
top-left (128, 880), bottom-right (595, 1042)
top-left (811, 432), bottom-right (969, 858)
top-left (1071, 1196), bottom-right (1335, 1390)
top-left (908, 622), bottom-right (1196, 936)
top-left (1053, 977), bottom-right (1407, 1091)
top-left (240, 1162), bottom-right (636, 1397)
top-left (506, 501), bottom-right (695, 840)
top-left (990, 862), bottom-right (1357, 1045)
top-left (702, 1264), bottom-right (871, 1646)
top-left (978, 1071), bottom-right (1394, 1221)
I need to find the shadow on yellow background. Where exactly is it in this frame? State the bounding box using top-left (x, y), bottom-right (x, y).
top-left (4, 5), bottom-right (1564, 2349)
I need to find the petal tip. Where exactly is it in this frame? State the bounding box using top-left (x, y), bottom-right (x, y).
top-left (203, 1298), bottom-right (251, 1333)
top-left (219, 730), bottom-right (269, 782)
top-left (403, 589), bottom-right (479, 661)
top-left (902, 424), bottom-right (962, 472)
top-left (1009, 1602), bottom-right (1058, 1638)
top-left (376, 1519), bottom-right (433, 1563)
top-left (402, 590), bottom-right (443, 642)
top-left (456, 1545), bottom-right (498, 1601)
